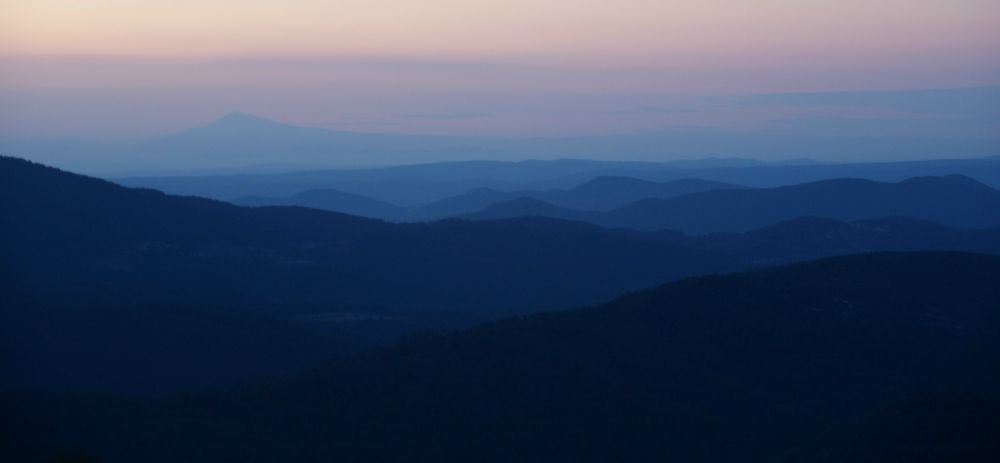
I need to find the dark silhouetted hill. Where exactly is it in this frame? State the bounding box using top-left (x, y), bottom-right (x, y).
top-left (772, 393), bottom-right (1000, 462)
top-left (6, 252), bottom-right (1000, 462)
top-left (4, 156), bottom-right (1000, 396)
top-left (0, 156), bottom-right (727, 394)
top-left (1, 156), bottom-right (725, 318)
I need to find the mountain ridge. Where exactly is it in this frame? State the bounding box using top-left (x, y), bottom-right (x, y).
top-left (233, 188), bottom-right (406, 218)
top-left (5, 155), bottom-right (1000, 397)
top-left (465, 174), bottom-right (1000, 233)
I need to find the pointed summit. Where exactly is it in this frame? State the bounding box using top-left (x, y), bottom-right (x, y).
top-left (208, 112), bottom-right (283, 129)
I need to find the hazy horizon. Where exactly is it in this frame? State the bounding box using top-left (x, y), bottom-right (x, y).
top-left (3, 0), bottom-right (999, 145)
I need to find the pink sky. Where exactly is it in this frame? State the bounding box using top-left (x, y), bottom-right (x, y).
top-left (1, 0), bottom-right (998, 137)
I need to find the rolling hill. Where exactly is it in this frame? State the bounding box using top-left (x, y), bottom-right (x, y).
top-left (233, 188), bottom-right (405, 219)
top-left (115, 154), bottom-right (1000, 206)
top-left (5, 156), bottom-right (1000, 397)
top-left (466, 175), bottom-right (1000, 233)
top-left (0, 156), bottom-right (730, 394)
top-left (7, 252), bottom-right (1000, 462)
top-left (408, 176), bottom-right (746, 220)
top-left (1, 156), bottom-right (728, 318)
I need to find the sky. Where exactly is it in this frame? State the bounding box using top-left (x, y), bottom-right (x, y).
top-left (1, 0), bottom-right (999, 139)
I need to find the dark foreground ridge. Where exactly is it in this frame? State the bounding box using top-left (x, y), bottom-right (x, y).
top-left (5, 252), bottom-right (999, 462)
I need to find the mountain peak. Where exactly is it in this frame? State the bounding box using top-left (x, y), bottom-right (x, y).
top-left (209, 112), bottom-right (283, 129)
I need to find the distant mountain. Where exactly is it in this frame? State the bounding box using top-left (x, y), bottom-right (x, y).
top-left (406, 187), bottom-right (520, 220)
top-left (126, 112), bottom-right (503, 170)
top-left (114, 155), bottom-right (1000, 208)
top-left (182, 111), bottom-right (297, 134)
top-left (409, 177), bottom-right (745, 220)
top-left (233, 188), bottom-right (405, 219)
top-left (7, 85), bottom-right (1000, 172)
top-left (601, 175), bottom-right (1000, 233)
top-left (10, 87), bottom-right (1000, 172)
top-left (463, 197), bottom-right (593, 222)
top-left (465, 175), bottom-right (1000, 233)
top-left (9, 252), bottom-right (1000, 462)
top-left (629, 156), bottom-right (1000, 190)
top-left (540, 176), bottom-right (747, 210)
